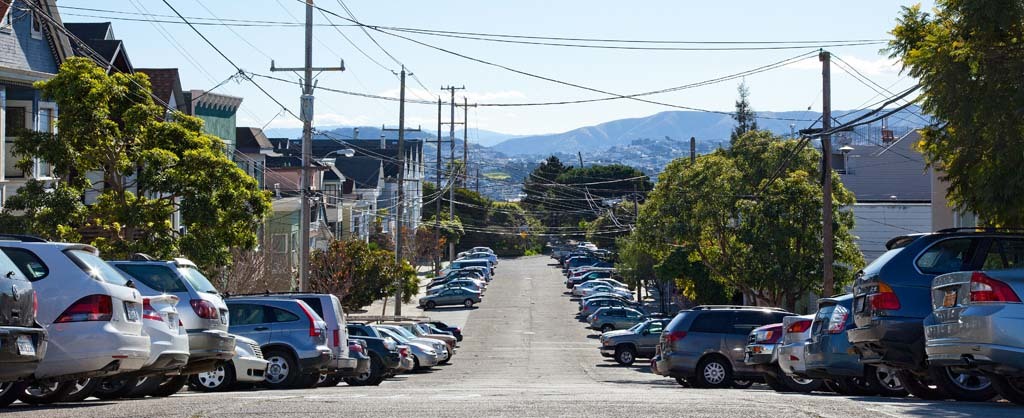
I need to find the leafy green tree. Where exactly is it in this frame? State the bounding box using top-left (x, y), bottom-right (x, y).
top-left (888, 1), bottom-right (1024, 226)
top-left (521, 155), bottom-right (570, 226)
top-left (1, 57), bottom-right (270, 272)
top-left (730, 81), bottom-right (758, 145)
top-left (309, 239), bottom-right (418, 312)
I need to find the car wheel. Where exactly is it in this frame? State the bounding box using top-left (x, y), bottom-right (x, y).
top-left (834, 375), bottom-right (878, 396)
top-left (694, 356), bottom-right (733, 389)
top-left (600, 324), bottom-right (615, 333)
top-left (345, 355), bottom-right (385, 386)
top-left (732, 379), bottom-right (754, 389)
top-left (674, 377), bottom-right (691, 387)
top-left (263, 349), bottom-right (300, 389)
top-left (318, 373), bottom-right (342, 387)
top-left (295, 373), bottom-right (321, 389)
top-left (867, 365), bottom-right (908, 397)
top-left (928, 366), bottom-right (997, 402)
top-left (127, 376), bottom-right (162, 398)
top-left (60, 378), bottom-right (100, 402)
top-left (426, 301), bottom-right (436, 310)
top-left (190, 361), bottom-right (236, 392)
top-left (0, 381), bottom-right (26, 407)
top-left (150, 375), bottom-right (188, 397)
top-left (93, 375), bottom-right (140, 400)
top-left (614, 345), bottom-right (637, 366)
top-left (763, 373), bottom-right (790, 392)
top-left (776, 367), bottom-right (822, 393)
top-left (463, 299), bottom-right (474, 308)
top-left (990, 374), bottom-right (1024, 406)
top-left (896, 369), bottom-right (950, 400)
top-left (822, 379), bottom-right (842, 393)
top-left (18, 380), bottom-right (75, 404)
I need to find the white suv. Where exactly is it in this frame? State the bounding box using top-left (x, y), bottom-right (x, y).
top-left (0, 241), bottom-right (150, 404)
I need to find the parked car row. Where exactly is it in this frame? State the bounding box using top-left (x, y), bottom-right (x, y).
top-left (420, 247), bottom-right (498, 310)
top-left (0, 236), bottom-right (466, 408)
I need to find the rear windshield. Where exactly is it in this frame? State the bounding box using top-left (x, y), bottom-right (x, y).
top-left (2, 248), bottom-right (49, 282)
top-left (65, 249), bottom-right (131, 286)
top-left (116, 264), bottom-right (188, 292)
top-left (862, 247), bottom-right (904, 276)
top-left (666, 310), bottom-right (694, 331)
top-left (180, 267), bottom-right (219, 294)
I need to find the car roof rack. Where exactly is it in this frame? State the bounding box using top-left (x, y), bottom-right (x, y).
top-left (690, 305), bottom-right (789, 312)
top-left (0, 234), bottom-right (48, 242)
top-left (936, 227), bottom-right (1024, 234)
top-left (129, 253), bottom-right (156, 261)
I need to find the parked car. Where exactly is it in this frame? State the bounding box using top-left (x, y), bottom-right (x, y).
top-left (383, 322), bottom-right (457, 360)
top-left (744, 317), bottom-right (822, 393)
top-left (188, 335), bottom-right (268, 392)
top-left (450, 259), bottom-right (494, 276)
top-left (372, 326), bottom-right (440, 370)
top-left (579, 285), bottom-right (633, 299)
top-left (847, 230), bottom-right (1015, 401)
top-left (419, 288), bottom-right (481, 309)
top-left (775, 315), bottom-right (816, 389)
top-left (0, 241), bottom-right (150, 404)
top-left (0, 244), bottom-right (46, 408)
top-left (572, 279), bottom-right (625, 296)
top-left (429, 321), bottom-right (464, 342)
top-left (346, 324), bottom-right (403, 386)
top-left (428, 274), bottom-right (486, 290)
top-left (925, 267), bottom-right (1024, 404)
top-left (442, 264), bottom-right (491, 282)
top-left (328, 339), bottom-right (370, 387)
top-left (599, 319), bottom-right (668, 365)
top-left (802, 295), bottom-right (906, 396)
top-left (588, 307), bottom-right (646, 332)
top-left (462, 252), bottom-right (498, 267)
top-left (111, 257), bottom-right (235, 382)
top-left (224, 298), bottom-right (331, 389)
top-left (427, 279), bottom-right (484, 295)
top-left (578, 297), bottom-right (643, 320)
top-left (654, 306), bottom-right (793, 388)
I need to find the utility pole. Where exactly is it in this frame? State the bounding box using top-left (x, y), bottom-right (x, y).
top-left (475, 166), bottom-right (480, 194)
top-left (270, 0), bottom-right (344, 292)
top-left (434, 98), bottom-right (442, 275)
top-left (442, 86), bottom-right (465, 262)
top-left (689, 136), bottom-right (696, 163)
top-left (820, 50), bottom-right (835, 297)
top-left (578, 151), bottom-right (584, 168)
top-left (463, 97), bottom-right (469, 188)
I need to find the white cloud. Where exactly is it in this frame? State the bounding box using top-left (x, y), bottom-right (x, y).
top-left (790, 55), bottom-right (901, 76)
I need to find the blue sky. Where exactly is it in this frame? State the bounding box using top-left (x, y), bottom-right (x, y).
top-left (58, 0), bottom-right (934, 137)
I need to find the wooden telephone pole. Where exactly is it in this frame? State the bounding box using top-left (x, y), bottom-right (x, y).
top-left (820, 50), bottom-right (835, 297)
top-left (441, 85), bottom-right (465, 262)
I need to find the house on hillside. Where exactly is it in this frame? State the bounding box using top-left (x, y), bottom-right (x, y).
top-left (837, 130), bottom-right (932, 261)
top-left (63, 22), bottom-right (132, 74)
top-left (332, 156), bottom-right (384, 242)
top-left (0, 0), bottom-right (73, 205)
top-left (235, 127), bottom-right (276, 190)
top-left (184, 90), bottom-right (242, 155)
top-left (136, 68), bottom-right (188, 115)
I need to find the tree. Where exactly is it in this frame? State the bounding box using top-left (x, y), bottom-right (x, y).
top-left (219, 248), bottom-right (289, 295)
top-left (2, 58), bottom-right (270, 272)
top-left (521, 156), bottom-right (570, 226)
top-left (730, 81), bottom-right (758, 145)
top-left (888, 1), bottom-right (1024, 226)
top-left (309, 239), bottom-right (418, 312)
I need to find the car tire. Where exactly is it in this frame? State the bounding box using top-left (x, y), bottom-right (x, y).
top-left (990, 374), bottom-right (1024, 406)
top-left (263, 349), bottom-right (300, 390)
top-left (150, 375), bottom-right (188, 397)
top-left (318, 373), bottom-right (342, 387)
top-left (60, 378), bottom-right (100, 402)
top-left (425, 301), bottom-right (436, 310)
top-left (834, 375), bottom-right (878, 396)
top-left (463, 299), bottom-right (474, 308)
top-left (93, 375), bottom-right (140, 400)
top-left (438, 347), bottom-right (452, 365)
top-left (732, 379), bottom-right (754, 389)
top-left (928, 366), bottom-right (997, 402)
top-left (866, 365), bottom-right (908, 397)
top-left (694, 356), bottom-right (733, 389)
top-left (127, 376), bottom-right (163, 398)
top-left (614, 345), bottom-right (637, 366)
top-left (763, 373), bottom-right (790, 392)
top-left (769, 366), bottom-right (822, 393)
top-left (896, 369), bottom-right (950, 400)
top-left (674, 377), bottom-right (691, 387)
top-left (190, 361), bottom-right (236, 392)
top-left (600, 324), bottom-right (614, 333)
top-left (295, 373), bottom-right (320, 389)
top-left (18, 380), bottom-right (76, 404)
top-left (0, 381), bottom-right (26, 407)
top-left (345, 354), bottom-right (385, 386)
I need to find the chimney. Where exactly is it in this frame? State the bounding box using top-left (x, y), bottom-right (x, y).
top-left (380, 134), bottom-right (386, 150)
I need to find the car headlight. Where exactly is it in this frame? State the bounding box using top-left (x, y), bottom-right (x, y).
top-left (425, 349), bottom-right (437, 355)
top-left (602, 339), bottom-right (614, 346)
top-left (235, 343), bottom-right (253, 357)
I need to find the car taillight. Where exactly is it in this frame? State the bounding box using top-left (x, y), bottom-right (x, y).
top-left (190, 299), bottom-right (219, 319)
top-left (333, 329), bottom-right (340, 347)
top-left (664, 331), bottom-right (687, 344)
top-left (142, 298), bottom-right (163, 321)
top-left (349, 343), bottom-right (364, 354)
top-left (32, 292), bottom-right (38, 317)
top-left (55, 294), bottom-right (113, 323)
top-left (786, 320), bottom-right (812, 334)
top-left (295, 302), bottom-right (322, 337)
top-left (399, 347), bottom-right (409, 357)
top-left (970, 272), bottom-right (1022, 303)
top-left (868, 282), bottom-right (901, 311)
top-left (828, 305), bottom-right (849, 334)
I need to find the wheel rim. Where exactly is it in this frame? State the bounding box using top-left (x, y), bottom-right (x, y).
top-left (70, 379), bottom-right (91, 395)
top-left (100, 377), bottom-right (127, 392)
top-left (875, 365), bottom-right (903, 390)
top-left (26, 381), bottom-right (60, 397)
top-left (197, 364), bottom-right (227, 388)
top-left (0, 382), bottom-right (13, 396)
top-left (945, 368), bottom-right (991, 391)
top-left (619, 351), bottom-right (634, 364)
top-left (464, 300), bottom-right (473, 307)
top-left (704, 362), bottom-right (726, 385)
top-left (792, 377), bottom-right (816, 385)
top-left (266, 356), bottom-right (291, 384)
top-left (317, 373), bottom-right (328, 385)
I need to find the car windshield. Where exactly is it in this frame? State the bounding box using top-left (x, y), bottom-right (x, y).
top-left (180, 266), bottom-right (219, 294)
top-left (627, 322), bottom-right (644, 332)
top-left (376, 327), bottom-right (409, 343)
top-left (65, 249), bottom-right (131, 286)
top-left (392, 326), bottom-right (419, 339)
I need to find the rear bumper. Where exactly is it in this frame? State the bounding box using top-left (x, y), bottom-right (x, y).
top-left (187, 330), bottom-right (236, 362)
top-left (140, 352), bottom-right (190, 375)
top-left (925, 305), bottom-right (1024, 374)
top-left (0, 326), bottom-right (46, 381)
top-left (926, 342), bottom-right (1024, 374)
top-left (35, 323), bottom-right (150, 380)
top-left (804, 336), bottom-right (864, 379)
top-left (654, 351), bottom-right (699, 378)
top-left (777, 342), bottom-right (806, 375)
top-left (330, 355), bottom-right (359, 375)
top-left (298, 349), bottom-right (333, 374)
top-left (847, 317), bottom-right (925, 371)
top-left (233, 356), bottom-right (269, 383)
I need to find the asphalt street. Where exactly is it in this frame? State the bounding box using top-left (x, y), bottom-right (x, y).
top-left (5, 256), bottom-right (1020, 417)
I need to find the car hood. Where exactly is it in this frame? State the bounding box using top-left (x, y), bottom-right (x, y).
top-left (601, 329), bottom-right (633, 340)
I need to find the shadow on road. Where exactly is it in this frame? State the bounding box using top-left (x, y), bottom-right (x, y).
top-left (6, 402), bottom-right (116, 412)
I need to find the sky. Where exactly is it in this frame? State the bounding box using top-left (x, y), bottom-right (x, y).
top-left (58, 0), bottom-right (935, 138)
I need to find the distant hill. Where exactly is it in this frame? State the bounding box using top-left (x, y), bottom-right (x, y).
top-left (490, 107), bottom-right (927, 156)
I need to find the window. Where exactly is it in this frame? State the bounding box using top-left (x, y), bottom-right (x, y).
top-left (64, 249), bottom-right (131, 286)
top-left (269, 306), bottom-right (299, 323)
top-left (983, 239), bottom-right (1024, 271)
top-left (30, 12), bottom-right (42, 39)
top-left (4, 106), bottom-right (27, 178)
top-left (299, 297), bottom-right (325, 320)
top-left (916, 238), bottom-right (976, 275)
top-left (0, 247), bottom-right (48, 281)
top-left (229, 304), bottom-right (266, 326)
top-left (689, 311), bottom-right (732, 334)
top-left (348, 326), bottom-right (367, 337)
top-left (647, 322), bottom-right (664, 334)
top-left (116, 265), bottom-right (187, 292)
top-left (180, 267), bottom-right (219, 294)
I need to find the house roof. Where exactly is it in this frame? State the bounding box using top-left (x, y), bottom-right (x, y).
top-left (236, 127), bottom-right (274, 154)
top-left (838, 131), bottom-right (930, 202)
top-left (333, 157), bottom-right (382, 189)
top-left (136, 68), bottom-right (184, 110)
top-left (276, 138), bottom-right (422, 181)
top-left (64, 22), bottom-right (132, 73)
top-left (64, 22), bottom-right (113, 41)
top-left (31, 0), bottom-right (75, 68)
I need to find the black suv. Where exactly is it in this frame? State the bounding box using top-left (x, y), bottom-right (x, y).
top-left (848, 228), bottom-right (1023, 401)
top-left (0, 245), bottom-right (46, 408)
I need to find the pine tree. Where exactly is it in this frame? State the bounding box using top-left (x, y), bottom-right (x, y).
top-left (730, 81), bottom-right (758, 145)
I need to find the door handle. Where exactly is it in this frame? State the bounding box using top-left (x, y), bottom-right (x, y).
top-left (254, 326), bottom-right (270, 331)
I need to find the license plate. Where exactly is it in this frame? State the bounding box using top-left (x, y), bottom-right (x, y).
top-left (942, 289), bottom-right (958, 308)
top-left (166, 313), bottom-right (179, 330)
top-left (855, 296), bottom-right (866, 312)
top-left (16, 335), bottom-right (35, 356)
top-left (220, 312), bottom-right (228, 325)
top-left (124, 302), bottom-right (140, 322)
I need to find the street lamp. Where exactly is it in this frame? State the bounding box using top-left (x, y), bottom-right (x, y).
top-left (839, 145), bottom-right (854, 174)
